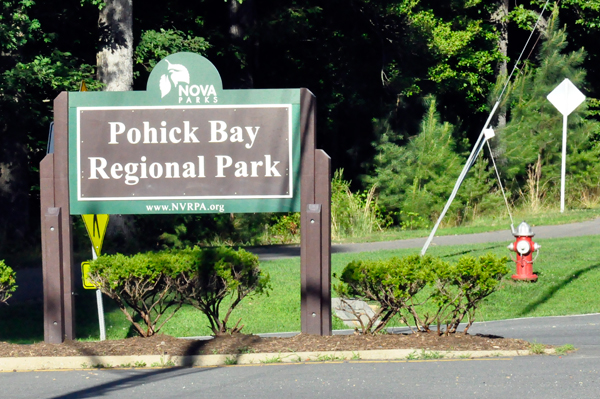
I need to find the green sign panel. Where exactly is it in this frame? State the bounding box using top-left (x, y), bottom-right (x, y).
top-left (68, 52), bottom-right (301, 215)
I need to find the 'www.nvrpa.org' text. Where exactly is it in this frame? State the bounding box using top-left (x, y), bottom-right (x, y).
top-left (146, 202), bottom-right (225, 212)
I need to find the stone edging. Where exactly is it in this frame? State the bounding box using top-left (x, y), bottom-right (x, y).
top-left (0, 348), bottom-right (555, 372)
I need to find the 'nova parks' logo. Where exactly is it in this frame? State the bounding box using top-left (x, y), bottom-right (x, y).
top-left (159, 60), bottom-right (218, 104)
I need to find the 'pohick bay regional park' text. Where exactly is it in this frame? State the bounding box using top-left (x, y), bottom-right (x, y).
top-left (86, 120), bottom-right (283, 186)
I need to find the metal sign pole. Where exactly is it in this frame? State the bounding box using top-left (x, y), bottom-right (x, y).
top-left (560, 114), bottom-right (568, 213)
top-left (91, 246), bottom-right (106, 341)
top-left (547, 78), bottom-right (586, 213)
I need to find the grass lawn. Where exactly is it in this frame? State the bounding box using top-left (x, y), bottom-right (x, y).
top-left (3, 232), bottom-right (598, 343)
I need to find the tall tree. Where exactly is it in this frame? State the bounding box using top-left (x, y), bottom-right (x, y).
top-left (96, 0), bottom-right (135, 239)
top-left (97, 0), bottom-right (133, 91)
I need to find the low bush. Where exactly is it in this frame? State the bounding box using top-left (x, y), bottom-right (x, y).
top-left (335, 253), bottom-right (509, 335)
top-left (89, 250), bottom-right (193, 337)
top-left (89, 247), bottom-right (270, 337)
top-left (173, 247), bottom-right (270, 335)
top-left (0, 260), bottom-right (17, 305)
top-left (429, 253), bottom-right (509, 334)
top-left (334, 255), bottom-right (440, 334)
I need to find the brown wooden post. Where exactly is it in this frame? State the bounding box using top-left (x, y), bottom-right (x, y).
top-left (42, 208), bottom-right (65, 343)
top-left (300, 89), bottom-right (316, 334)
top-left (300, 89), bottom-right (332, 335)
top-left (41, 92), bottom-right (75, 342)
top-left (304, 204), bottom-right (323, 334)
top-left (53, 93), bottom-right (75, 340)
top-left (315, 150), bottom-right (332, 335)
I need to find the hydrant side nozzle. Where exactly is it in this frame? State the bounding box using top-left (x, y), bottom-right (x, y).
top-left (507, 243), bottom-right (514, 251)
top-left (534, 243), bottom-right (541, 251)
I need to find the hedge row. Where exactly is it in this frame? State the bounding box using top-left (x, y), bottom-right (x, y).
top-left (335, 253), bottom-right (509, 335)
top-left (89, 247), bottom-right (270, 337)
top-left (0, 259), bottom-right (17, 305)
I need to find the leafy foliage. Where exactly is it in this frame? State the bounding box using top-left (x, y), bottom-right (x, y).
top-left (89, 247), bottom-right (270, 337)
top-left (267, 213), bottom-right (301, 244)
top-left (89, 250), bottom-right (192, 337)
top-left (367, 97), bottom-right (501, 227)
top-left (335, 253), bottom-right (509, 335)
top-left (173, 247), bottom-right (270, 336)
top-left (331, 169), bottom-right (385, 239)
top-left (2, 0), bottom-right (600, 258)
top-left (428, 253), bottom-right (509, 334)
top-left (335, 254), bottom-right (440, 334)
top-left (134, 29), bottom-right (211, 73)
top-left (0, 260), bottom-right (17, 305)
top-left (497, 7), bottom-right (600, 209)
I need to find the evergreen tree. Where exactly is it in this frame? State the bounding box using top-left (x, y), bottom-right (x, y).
top-left (366, 97), bottom-right (501, 227)
top-left (497, 6), bottom-right (600, 209)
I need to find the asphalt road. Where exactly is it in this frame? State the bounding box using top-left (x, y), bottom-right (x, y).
top-left (248, 217), bottom-right (600, 261)
top-left (2, 314), bottom-right (599, 399)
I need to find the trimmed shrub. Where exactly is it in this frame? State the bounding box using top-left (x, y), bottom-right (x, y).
top-left (430, 253), bottom-right (509, 334)
top-left (0, 260), bottom-right (17, 305)
top-left (173, 247), bottom-right (271, 336)
top-left (89, 247), bottom-right (270, 337)
top-left (89, 250), bottom-right (195, 337)
top-left (335, 253), bottom-right (508, 335)
top-left (335, 255), bottom-right (441, 334)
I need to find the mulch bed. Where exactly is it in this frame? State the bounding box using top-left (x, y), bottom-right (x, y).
top-left (0, 332), bottom-right (535, 358)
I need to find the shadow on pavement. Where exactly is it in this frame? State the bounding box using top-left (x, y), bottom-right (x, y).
top-left (49, 337), bottom-right (220, 399)
top-left (49, 366), bottom-right (213, 399)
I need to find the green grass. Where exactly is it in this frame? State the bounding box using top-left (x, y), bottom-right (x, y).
top-left (529, 341), bottom-right (547, 354)
top-left (405, 350), bottom-right (445, 360)
top-left (1, 228), bottom-right (600, 343)
top-left (555, 344), bottom-right (576, 355)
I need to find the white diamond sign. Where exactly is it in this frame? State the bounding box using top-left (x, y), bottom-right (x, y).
top-left (547, 78), bottom-right (586, 116)
top-left (546, 78), bottom-right (586, 213)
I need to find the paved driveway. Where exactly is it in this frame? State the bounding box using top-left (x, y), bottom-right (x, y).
top-left (248, 218), bottom-right (600, 260)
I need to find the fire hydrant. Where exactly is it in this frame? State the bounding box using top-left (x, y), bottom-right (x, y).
top-left (507, 221), bottom-right (540, 281)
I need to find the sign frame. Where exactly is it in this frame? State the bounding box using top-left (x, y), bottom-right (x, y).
top-left (40, 53), bottom-right (331, 343)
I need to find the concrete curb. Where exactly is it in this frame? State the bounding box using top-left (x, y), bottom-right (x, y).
top-left (0, 348), bottom-right (555, 372)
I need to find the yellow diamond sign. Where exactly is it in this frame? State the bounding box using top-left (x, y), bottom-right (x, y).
top-left (82, 214), bottom-right (109, 257)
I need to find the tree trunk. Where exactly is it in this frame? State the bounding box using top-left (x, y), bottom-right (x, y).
top-left (97, 0), bottom-right (133, 91)
top-left (492, 0), bottom-right (509, 130)
top-left (96, 0), bottom-right (136, 241)
top-left (488, 0), bottom-right (509, 167)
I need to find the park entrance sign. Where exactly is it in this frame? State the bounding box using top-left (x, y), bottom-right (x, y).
top-left (70, 53), bottom-right (300, 214)
top-left (41, 53), bottom-right (331, 343)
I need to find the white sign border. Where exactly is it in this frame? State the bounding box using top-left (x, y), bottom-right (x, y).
top-left (76, 104), bottom-right (295, 202)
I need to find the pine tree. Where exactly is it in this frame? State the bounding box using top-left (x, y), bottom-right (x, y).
top-left (497, 6), bottom-right (600, 209)
top-left (367, 96), bottom-right (501, 226)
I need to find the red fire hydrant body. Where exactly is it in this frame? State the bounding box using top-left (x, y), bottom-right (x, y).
top-left (507, 221), bottom-right (540, 281)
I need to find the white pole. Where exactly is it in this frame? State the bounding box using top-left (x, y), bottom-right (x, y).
top-left (421, 101), bottom-right (499, 256)
top-left (560, 114), bottom-right (567, 213)
top-left (92, 246), bottom-right (106, 341)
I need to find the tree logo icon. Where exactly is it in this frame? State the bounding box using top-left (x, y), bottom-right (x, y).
top-left (159, 60), bottom-right (190, 98)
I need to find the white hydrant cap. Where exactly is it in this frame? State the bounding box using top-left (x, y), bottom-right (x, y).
top-left (512, 221), bottom-right (535, 237)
